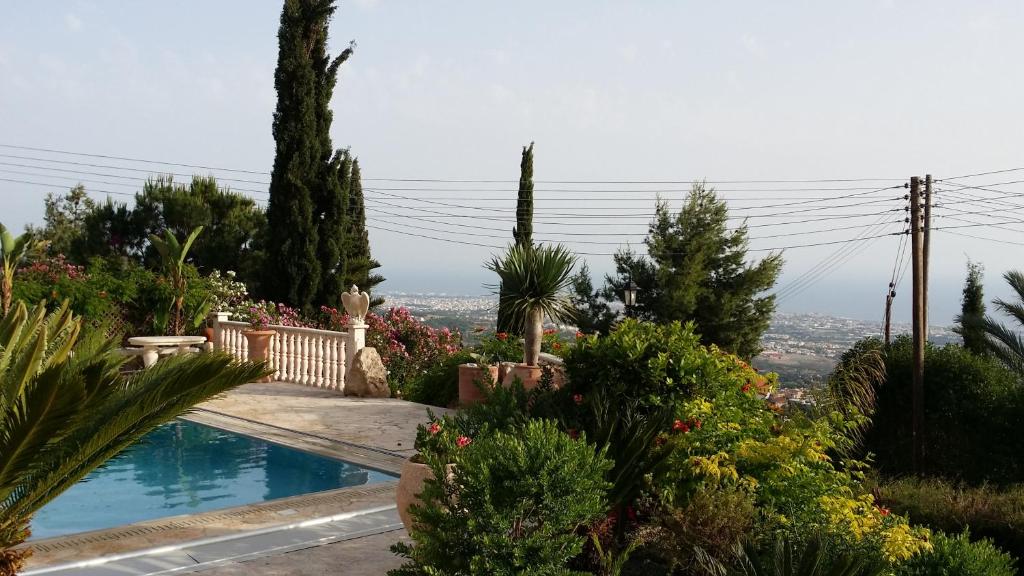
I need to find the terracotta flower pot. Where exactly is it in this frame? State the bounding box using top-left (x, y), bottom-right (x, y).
top-left (243, 329), bottom-right (276, 382)
top-left (458, 363), bottom-right (498, 406)
top-left (396, 457), bottom-right (455, 532)
top-left (497, 361), bottom-right (516, 384)
top-left (202, 326), bottom-right (215, 343)
top-left (502, 363), bottom-right (544, 390)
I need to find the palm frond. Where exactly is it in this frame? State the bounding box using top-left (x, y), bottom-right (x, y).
top-left (486, 243), bottom-right (578, 328)
top-left (0, 300), bottom-right (270, 555)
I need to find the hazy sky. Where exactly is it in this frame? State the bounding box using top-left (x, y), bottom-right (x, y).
top-left (2, 1), bottom-right (1024, 324)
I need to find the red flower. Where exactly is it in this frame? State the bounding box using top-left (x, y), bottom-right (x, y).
top-left (543, 329), bottom-right (556, 335)
top-left (552, 342), bottom-right (562, 351)
top-left (567, 428), bottom-right (579, 440)
top-left (741, 383), bottom-right (752, 393)
top-left (496, 332), bottom-right (508, 341)
top-left (673, 419), bottom-right (690, 433)
top-left (573, 393), bottom-right (584, 406)
top-left (456, 435), bottom-right (472, 448)
top-left (575, 331), bottom-right (584, 339)
top-left (693, 418), bottom-right (702, 429)
top-left (879, 507), bottom-right (891, 517)
top-left (427, 422), bottom-right (441, 435)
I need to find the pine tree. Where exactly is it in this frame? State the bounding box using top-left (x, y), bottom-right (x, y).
top-left (498, 142), bottom-right (535, 332)
top-left (341, 158), bottom-right (384, 305)
top-left (954, 261), bottom-right (987, 355)
top-left (263, 0), bottom-right (353, 313)
top-left (619, 184), bottom-right (783, 359)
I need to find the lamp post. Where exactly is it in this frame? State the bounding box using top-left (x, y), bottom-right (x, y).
top-left (623, 278), bottom-right (639, 318)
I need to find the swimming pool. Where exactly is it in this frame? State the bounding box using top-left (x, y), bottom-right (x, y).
top-left (31, 420), bottom-right (395, 540)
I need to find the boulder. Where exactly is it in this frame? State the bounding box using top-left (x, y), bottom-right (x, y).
top-left (346, 347), bottom-right (390, 398)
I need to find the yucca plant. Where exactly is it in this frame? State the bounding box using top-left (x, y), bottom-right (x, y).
top-left (980, 270), bottom-right (1024, 377)
top-left (149, 226), bottom-right (204, 335)
top-left (0, 301), bottom-right (268, 574)
top-left (487, 243), bottom-right (577, 366)
top-left (0, 225), bottom-right (45, 318)
top-left (734, 536), bottom-right (883, 576)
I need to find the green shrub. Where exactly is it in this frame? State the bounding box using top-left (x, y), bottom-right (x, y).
top-left (865, 337), bottom-right (1024, 482)
top-left (895, 531), bottom-right (1016, 576)
top-left (404, 350), bottom-right (474, 407)
top-left (877, 477), bottom-right (1024, 561)
top-left (391, 419), bottom-right (612, 575)
top-left (563, 319), bottom-right (774, 411)
top-left (643, 487), bottom-right (758, 574)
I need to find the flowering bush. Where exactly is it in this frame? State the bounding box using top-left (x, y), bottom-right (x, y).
top-left (206, 270), bottom-right (249, 314)
top-left (237, 300), bottom-right (304, 331)
top-left (477, 331), bottom-right (521, 362)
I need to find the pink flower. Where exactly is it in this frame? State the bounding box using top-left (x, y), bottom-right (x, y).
top-left (575, 331), bottom-right (584, 339)
top-left (428, 422), bottom-right (441, 435)
top-left (673, 419), bottom-right (690, 433)
top-left (456, 435), bottom-right (472, 448)
top-left (573, 394), bottom-right (584, 406)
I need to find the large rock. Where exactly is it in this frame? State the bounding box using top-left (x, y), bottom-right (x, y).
top-left (346, 347), bottom-right (390, 398)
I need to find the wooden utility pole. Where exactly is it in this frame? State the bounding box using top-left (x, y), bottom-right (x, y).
top-left (923, 174), bottom-right (933, 338)
top-left (884, 283), bottom-right (895, 346)
top-left (910, 176), bottom-right (925, 475)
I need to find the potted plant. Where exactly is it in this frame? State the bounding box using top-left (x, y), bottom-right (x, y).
top-left (458, 353), bottom-right (498, 406)
top-left (397, 415), bottom-right (466, 531)
top-left (486, 243), bottom-right (577, 390)
top-left (241, 302), bottom-right (277, 381)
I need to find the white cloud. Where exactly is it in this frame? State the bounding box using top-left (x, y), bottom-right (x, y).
top-left (64, 12), bottom-right (83, 31)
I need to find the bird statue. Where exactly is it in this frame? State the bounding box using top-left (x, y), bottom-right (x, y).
top-left (341, 285), bottom-right (370, 322)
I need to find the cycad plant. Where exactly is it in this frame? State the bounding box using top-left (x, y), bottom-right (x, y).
top-left (149, 226), bottom-right (205, 335)
top-left (487, 244), bottom-right (577, 366)
top-left (0, 225), bottom-right (45, 318)
top-left (0, 301), bottom-right (267, 574)
top-left (980, 270), bottom-right (1024, 376)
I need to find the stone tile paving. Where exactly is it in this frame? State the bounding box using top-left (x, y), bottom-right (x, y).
top-left (191, 529), bottom-right (409, 575)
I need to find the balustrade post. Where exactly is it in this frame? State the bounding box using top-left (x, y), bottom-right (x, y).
top-left (208, 311), bottom-right (231, 351)
top-left (345, 320), bottom-right (367, 380)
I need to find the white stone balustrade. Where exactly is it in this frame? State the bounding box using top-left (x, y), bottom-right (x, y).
top-left (212, 318), bottom-right (354, 392)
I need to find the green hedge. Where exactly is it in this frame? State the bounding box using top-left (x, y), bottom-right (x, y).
top-left (879, 477), bottom-right (1024, 562)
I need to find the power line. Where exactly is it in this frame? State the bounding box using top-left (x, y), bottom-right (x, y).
top-left (0, 177), bottom-right (135, 197)
top-left (773, 216), bottom-right (898, 302)
top-left (935, 228), bottom-right (1024, 246)
top-left (0, 143), bottom-right (907, 184)
top-left (0, 144), bottom-right (270, 175)
top-left (0, 158), bottom-right (273, 187)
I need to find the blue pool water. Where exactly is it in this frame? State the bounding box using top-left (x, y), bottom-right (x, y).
top-left (31, 420), bottom-right (395, 539)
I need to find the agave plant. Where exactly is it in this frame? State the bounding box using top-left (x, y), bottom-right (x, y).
top-left (980, 270), bottom-right (1024, 377)
top-left (0, 301), bottom-right (267, 574)
top-left (149, 226), bottom-right (204, 335)
top-left (734, 536), bottom-right (883, 576)
top-left (487, 243), bottom-right (577, 366)
top-left (0, 224), bottom-right (45, 318)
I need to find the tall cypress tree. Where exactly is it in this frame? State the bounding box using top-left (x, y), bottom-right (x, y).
top-left (264, 0), bottom-right (353, 313)
top-left (498, 142), bottom-right (535, 332)
top-left (512, 142), bottom-right (534, 247)
top-left (317, 149), bottom-right (352, 307)
top-left (341, 158), bottom-right (384, 305)
top-left (954, 261), bottom-right (987, 355)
